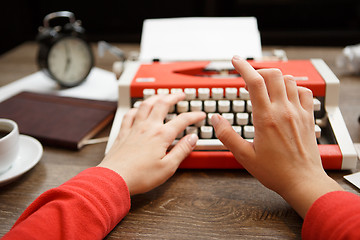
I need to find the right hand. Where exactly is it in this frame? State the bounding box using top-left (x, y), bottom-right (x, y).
top-left (212, 56), bottom-right (343, 218)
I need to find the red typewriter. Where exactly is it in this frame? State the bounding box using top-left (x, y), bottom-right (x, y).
top-left (106, 59), bottom-right (357, 170)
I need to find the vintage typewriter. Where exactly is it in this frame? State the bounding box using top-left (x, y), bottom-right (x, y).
top-left (106, 58), bottom-right (357, 170)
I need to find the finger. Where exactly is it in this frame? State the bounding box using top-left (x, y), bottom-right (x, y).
top-left (134, 93), bottom-right (184, 122)
top-left (283, 75), bottom-right (301, 104)
top-left (163, 133), bottom-right (198, 169)
top-left (232, 56), bottom-right (270, 110)
top-left (257, 68), bottom-right (287, 102)
top-left (165, 111), bottom-right (206, 137)
top-left (298, 87), bottom-right (314, 113)
top-left (148, 92), bottom-right (185, 121)
top-left (117, 108), bottom-right (137, 140)
top-left (135, 95), bottom-right (159, 121)
top-left (211, 114), bottom-right (255, 163)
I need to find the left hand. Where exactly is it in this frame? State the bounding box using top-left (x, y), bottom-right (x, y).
top-left (98, 93), bottom-right (206, 195)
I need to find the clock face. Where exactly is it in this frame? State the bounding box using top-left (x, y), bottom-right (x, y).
top-left (47, 37), bottom-right (93, 86)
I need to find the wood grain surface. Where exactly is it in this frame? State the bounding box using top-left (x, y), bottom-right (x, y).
top-left (0, 42), bottom-right (359, 239)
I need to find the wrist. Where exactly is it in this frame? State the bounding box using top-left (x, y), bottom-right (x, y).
top-left (280, 173), bottom-right (344, 218)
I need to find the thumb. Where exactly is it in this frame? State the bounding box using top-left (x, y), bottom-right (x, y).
top-left (164, 134), bottom-right (198, 166)
top-left (211, 114), bottom-right (255, 162)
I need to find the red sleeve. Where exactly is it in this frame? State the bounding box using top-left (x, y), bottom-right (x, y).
top-left (302, 191), bottom-right (360, 240)
top-left (2, 167), bottom-right (131, 240)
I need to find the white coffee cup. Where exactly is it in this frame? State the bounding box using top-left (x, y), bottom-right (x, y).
top-left (0, 119), bottom-right (20, 174)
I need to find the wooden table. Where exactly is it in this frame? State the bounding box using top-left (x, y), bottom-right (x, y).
top-left (0, 42), bottom-right (359, 239)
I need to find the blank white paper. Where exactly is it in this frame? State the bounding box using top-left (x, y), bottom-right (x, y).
top-left (139, 17), bottom-right (262, 62)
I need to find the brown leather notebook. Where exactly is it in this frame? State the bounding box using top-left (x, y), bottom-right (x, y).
top-left (0, 91), bottom-right (117, 150)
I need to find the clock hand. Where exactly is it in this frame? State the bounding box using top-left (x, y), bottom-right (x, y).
top-left (64, 42), bottom-right (71, 74)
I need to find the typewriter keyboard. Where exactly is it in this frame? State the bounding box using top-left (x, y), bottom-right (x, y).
top-left (132, 87), bottom-right (323, 150)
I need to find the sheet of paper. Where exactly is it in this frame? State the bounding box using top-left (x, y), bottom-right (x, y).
top-left (344, 172), bottom-right (360, 189)
top-left (344, 143), bottom-right (360, 189)
top-left (139, 17), bottom-right (262, 61)
top-left (0, 67), bottom-right (118, 102)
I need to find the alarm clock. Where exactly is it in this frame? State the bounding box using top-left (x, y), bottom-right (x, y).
top-left (37, 11), bottom-right (94, 87)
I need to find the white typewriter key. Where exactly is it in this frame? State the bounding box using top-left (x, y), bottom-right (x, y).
top-left (200, 126), bottom-right (213, 139)
top-left (232, 100), bottom-right (245, 112)
top-left (236, 113), bottom-right (249, 125)
top-left (315, 125), bottom-right (321, 138)
top-left (198, 88), bottom-right (210, 99)
top-left (232, 126), bottom-right (242, 135)
top-left (246, 100), bottom-right (253, 112)
top-left (207, 113), bottom-right (216, 125)
top-left (211, 88), bottom-right (224, 99)
top-left (190, 100), bottom-right (203, 111)
top-left (165, 113), bottom-right (177, 123)
top-left (157, 88), bottom-right (169, 95)
top-left (186, 126), bottom-right (198, 135)
top-left (315, 118), bottom-right (326, 127)
top-left (171, 88), bottom-right (183, 94)
top-left (244, 125), bottom-right (255, 139)
top-left (313, 98), bottom-right (321, 111)
top-left (177, 101), bottom-right (189, 113)
top-left (133, 100), bottom-right (143, 108)
top-left (195, 118), bottom-right (206, 127)
top-left (143, 89), bottom-right (155, 99)
top-left (225, 88), bottom-right (237, 99)
top-left (204, 100), bottom-right (216, 113)
top-left (218, 100), bottom-right (230, 113)
top-left (172, 139), bottom-right (256, 151)
top-left (184, 88), bottom-right (196, 100)
top-left (222, 113), bottom-right (234, 125)
top-left (239, 88), bottom-right (250, 100)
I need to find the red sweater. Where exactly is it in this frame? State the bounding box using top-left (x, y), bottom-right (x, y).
top-left (2, 167), bottom-right (360, 239)
top-left (302, 191), bottom-right (360, 239)
top-left (2, 167), bottom-right (131, 240)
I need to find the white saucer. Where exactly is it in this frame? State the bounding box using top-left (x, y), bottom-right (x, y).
top-left (0, 135), bottom-right (43, 187)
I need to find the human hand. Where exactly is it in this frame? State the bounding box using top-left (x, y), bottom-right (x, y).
top-left (99, 93), bottom-right (206, 195)
top-left (212, 56), bottom-right (343, 218)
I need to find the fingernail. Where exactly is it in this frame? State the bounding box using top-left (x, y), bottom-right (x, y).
top-left (187, 134), bottom-right (198, 147)
top-left (233, 55), bottom-right (242, 61)
top-left (210, 114), bottom-right (220, 127)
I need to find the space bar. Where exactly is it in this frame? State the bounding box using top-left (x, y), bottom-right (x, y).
top-left (171, 139), bottom-right (227, 150)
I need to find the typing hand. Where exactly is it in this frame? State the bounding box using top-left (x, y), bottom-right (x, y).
top-left (212, 56), bottom-right (343, 218)
top-left (99, 93), bottom-right (206, 195)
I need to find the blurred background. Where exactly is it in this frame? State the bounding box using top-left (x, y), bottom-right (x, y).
top-left (1, 0), bottom-right (360, 55)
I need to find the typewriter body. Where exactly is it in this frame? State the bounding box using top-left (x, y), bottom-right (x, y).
top-left (106, 58), bottom-right (357, 170)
